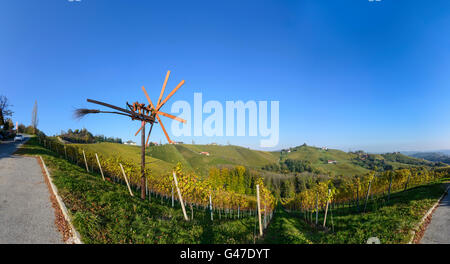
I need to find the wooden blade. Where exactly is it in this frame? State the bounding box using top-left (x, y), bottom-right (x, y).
top-left (157, 111), bottom-right (186, 123)
top-left (145, 122), bottom-right (154, 147)
top-left (156, 114), bottom-right (173, 144)
top-left (87, 99), bottom-right (154, 122)
top-left (157, 71), bottom-right (170, 108)
top-left (156, 80), bottom-right (184, 111)
top-left (135, 121), bottom-right (145, 136)
top-left (141, 86), bottom-right (157, 110)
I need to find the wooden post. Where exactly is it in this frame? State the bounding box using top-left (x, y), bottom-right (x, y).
top-left (209, 191), bottom-right (213, 221)
top-left (364, 180), bottom-right (372, 213)
top-left (146, 177), bottom-right (148, 196)
top-left (95, 153), bottom-right (105, 181)
top-left (315, 193), bottom-right (319, 226)
top-left (172, 184), bottom-right (174, 207)
top-left (119, 163), bottom-right (134, 197)
top-left (264, 204), bottom-right (267, 229)
top-left (388, 172), bottom-right (393, 202)
top-left (64, 145), bottom-right (67, 160)
top-left (140, 123), bottom-right (146, 200)
top-left (404, 173), bottom-right (411, 191)
top-left (356, 184), bottom-right (360, 213)
top-left (82, 150), bottom-right (89, 172)
top-left (323, 189), bottom-right (331, 228)
top-left (238, 205), bottom-right (240, 219)
top-left (256, 184), bottom-right (263, 236)
top-left (173, 171), bottom-right (188, 221)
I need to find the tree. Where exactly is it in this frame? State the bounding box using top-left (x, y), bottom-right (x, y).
top-left (0, 95), bottom-right (13, 126)
top-left (3, 119), bottom-right (14, 130)
top-left (18, 124), bottom-right (26, 133)
top-left (31, 100), bottom-right (38, 134)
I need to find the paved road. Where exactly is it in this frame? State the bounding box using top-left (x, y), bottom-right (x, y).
top-left (0, 136), bottom-right (63, 244)
top-left (421, 187), bottom-right (450, 244)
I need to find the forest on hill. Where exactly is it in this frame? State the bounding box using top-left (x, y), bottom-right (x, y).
top-left (60, 128), bottom-right (122, 144)
top-left (408, 152), bottom-right (450, 165)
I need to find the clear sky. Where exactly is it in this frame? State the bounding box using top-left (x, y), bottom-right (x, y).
top-left (1, 0), bottom-right (449, 153)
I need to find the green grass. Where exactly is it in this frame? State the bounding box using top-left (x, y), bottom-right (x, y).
top-left (16, 138), bottom-right (261, 244)
top-left (62, 141), bottom-right (436, 178)
top-left (263, 182), bottom-right (447, 244)
top-left (16, 137), bottom-right (447, 244)
top-left (280, 145), bottom-right (370, 176)
top-left (73, 142), bottom-right (278, 177)
top-left (277, 145), bottom-right (436, 177)
top-left (74, 142), bottom-right (175, 176)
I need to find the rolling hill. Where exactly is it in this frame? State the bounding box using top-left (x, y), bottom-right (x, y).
top-left (75, 142), bottom-right (279, 177)
top-left (71, 141), bottom-right (437, 178)
top-left (407, 152), bottom-right (450, 165)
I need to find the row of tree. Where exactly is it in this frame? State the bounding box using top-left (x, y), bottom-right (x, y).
top-left (1, 95), bottom-right (39, 138)
top-left (60, 128), bottom-right (122, 144)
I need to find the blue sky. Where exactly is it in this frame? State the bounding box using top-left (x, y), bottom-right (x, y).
top-left (1, 0), bottom-right (449, 152)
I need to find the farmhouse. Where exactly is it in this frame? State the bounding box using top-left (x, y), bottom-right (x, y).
top-left (328, 160), bottom-right (337, 164)
top-left (123, 140), bottom-right (136, 145)
top-left (199, 152), bottom-right (210, 156)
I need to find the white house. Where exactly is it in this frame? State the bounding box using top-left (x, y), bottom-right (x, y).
top-left (124, 140), bottom-right (136, 145)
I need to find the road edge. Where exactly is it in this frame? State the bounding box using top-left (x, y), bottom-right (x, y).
top-left (39, 155), bottom-right (83, 244)
top-left (408, 183), bottom-right (450, 244)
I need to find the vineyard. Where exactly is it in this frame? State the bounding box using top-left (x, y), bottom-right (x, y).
top-left (36, 133), bottom-right (276, 231)
top-left (280, 168), bottom-right (448, 230)
top-left (15, 134), bottom-right (450, 244)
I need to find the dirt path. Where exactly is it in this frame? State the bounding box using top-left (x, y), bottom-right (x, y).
top-left (0, 137), bottom-right (63, 243)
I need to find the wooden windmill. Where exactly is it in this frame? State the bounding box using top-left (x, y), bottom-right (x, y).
top-left (75, 70), bottom-right (186, 199)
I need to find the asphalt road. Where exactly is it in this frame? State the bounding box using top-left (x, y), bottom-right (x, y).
top-left (0, 136), bottom-right (63, 244)
top-left (420, 188), bottom-right (450, 244)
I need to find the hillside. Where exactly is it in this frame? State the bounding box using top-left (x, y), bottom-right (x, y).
top-left (274, 145), bottom-right (438, 177)
top-left (71, 142), bottom-right (437, 179)
top-left (408, 152), bottom-right (450, 165)
top-left (74, 142), bottom-right (278, 177)
top-left (278, 145), bottom-right (369, 176)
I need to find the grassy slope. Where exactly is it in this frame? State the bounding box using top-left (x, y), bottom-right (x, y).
top-left (72, 142), bottom-right (432, 178)
top-left (264, 182), bottom-right (448, 244)
top-left (75, 142), bottom-right (278, 177)
top-left (278, 145), bottom-right (435, 176)
top-left (16, 138), bottom-right (260, 244)
top-left (280, 145), bottom-right (369, 176)
top-left (16, 138), bottom-right (447, 244)
top-left (75, 142), bottom-right (175, 176)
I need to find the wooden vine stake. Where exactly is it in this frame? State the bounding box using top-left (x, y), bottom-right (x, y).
top-left (315, 193), bottom-right (319, 226)
top-left (95, 153), bottom-right (105, 181)
top-left (209, 191), bottom-right (213, 221)
top-left (256, 184), bottom-right (263, 236)
top-left (64, 145), bottom-right (67, 160)
top-left (119, 163), bottom-right (134, 197)
top-left (172, 171), bottom-right (189, 221)
top-left (323, 189), bottom-right (331, 228)
top-left (171, 184), bottom-right (174, 207)
top-left (82, 150), bottom-right (89, 172)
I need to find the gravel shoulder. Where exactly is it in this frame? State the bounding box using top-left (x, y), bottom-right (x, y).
top-left (0, 137), bottom-right (63, 244)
